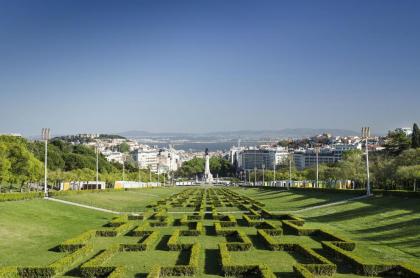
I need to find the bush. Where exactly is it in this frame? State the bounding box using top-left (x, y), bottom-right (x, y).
top-left (0, 192), bottom-right (43, 202)
top-left (0, 267), bottom-right (18, 278)
top-left (120, 231), bottom-right (160, 251)
top-left (80, 245), bottom-right (119, 277)
top-left (58, 230), bottom-right (95, 252)
top-left (107, 266), bottom-right (125, 278)
top-left (219, 243), bottom-right (275, 277)
top-left (226, 231), bottom-right (252, 251)
top-left (322, 241), bottom-right (396, 276)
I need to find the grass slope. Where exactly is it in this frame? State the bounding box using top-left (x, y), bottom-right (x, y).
top-left (0, 199), bottom-right (112, 266)
top-left (295, 194), bottom-right (420, 266)
top-left (55, 187), bottom-right (185, 212)
top-left (231, 187), bottom-right (362, 211)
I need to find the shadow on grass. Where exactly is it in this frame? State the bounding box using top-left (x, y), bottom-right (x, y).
top-left (248, 234), bottom-right (269, 250)
top-left (176, 249), bottom-right (190, 265)
top-left (205, 225), bottom-right (215, 236)
top-left (155, 235), bottom-right (171, 251)
top-left (204, 249), bottom-right (221, 275)
top-left (134, 273), bottom-right (148, 278)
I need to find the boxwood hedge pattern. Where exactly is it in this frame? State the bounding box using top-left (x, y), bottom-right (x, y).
top-left (2, 187), bottom-right (420, 278)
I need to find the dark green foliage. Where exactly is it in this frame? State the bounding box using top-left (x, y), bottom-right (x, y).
top-left (412, 123), bottom-right (420, 148)
top-left (384, 129), bottom-right (411, 156)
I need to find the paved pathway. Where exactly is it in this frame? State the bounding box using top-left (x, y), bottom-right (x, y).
top-left (44, 197), bottom-right (121, 214)
top-left (45, 193), bottom-right (373, 216)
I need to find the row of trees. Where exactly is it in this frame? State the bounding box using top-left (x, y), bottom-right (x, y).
top-left (175, 156), bottom-right (236, 179)
top-left (246, 124), bottom-right (420, 191)
top-left (0, 136), bottom-right (158, 192)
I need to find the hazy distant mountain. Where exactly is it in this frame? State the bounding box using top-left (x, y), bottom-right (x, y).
top-left (118, 128), bottom-right (359, 140)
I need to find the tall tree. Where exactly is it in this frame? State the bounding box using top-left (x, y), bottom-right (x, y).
top-left (397, 165), bottom-right (420, 192)
top-left (412, 123), bottom-right (420, 148)
top-left (384, 129), bottom-right (411, 156)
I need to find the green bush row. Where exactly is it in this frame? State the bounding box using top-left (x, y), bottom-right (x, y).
top-left (0, 266), bottom-right (19, 278)
top-left (167, 230), bottom-right (193, 251)
top-left (18, 244), bottom-right (93, 277)
top-left (120, 230), bottom-right (160, 251)
top-left (214, 222), bottom-right (236, 236)
top-left (219, 215), bottom-right (237, 227)
top-left (80, 245), bottom-right (119, 277)
top-left (322, 241), bottom-right (420, 277)
top-left (219, 243), bottom-right (275, 278)
top-left (226, 231), bottom-right (252, 251)
top-left (131, 222), bottom-right (151, 236)
top-left (0, 192), bottom-right (43, 202)
top-left (58, 230), bottom-right (95, 252)
top-left (294, 244), bottom-right (336, 276)
top-left (147, 243), bottom-right (200, 277)
top-left (107, 266), bottom-right (125, 278)
top-left (282, 220), bottom-right (318, 236)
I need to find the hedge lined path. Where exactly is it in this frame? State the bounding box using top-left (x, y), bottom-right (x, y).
top-left (1, 188), bottom-right (419, 277)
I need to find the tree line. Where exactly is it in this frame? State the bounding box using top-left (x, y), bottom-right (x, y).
top-left (0, 136), bottom-right (158, 192)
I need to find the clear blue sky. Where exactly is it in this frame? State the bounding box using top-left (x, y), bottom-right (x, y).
top-left (0, 0), bottom-right (419, 136)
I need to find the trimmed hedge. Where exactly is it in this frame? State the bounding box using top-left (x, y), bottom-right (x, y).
top-left (80, 245), bottom-right (119, 277)
top-left (158, 243), bottom-right (201, 276)
top-left (17, 244), bottom-right (93, 277)
top-left (0, 267), bottom-right (18, 278)
top-left (167, 230), bottom-right (193, 251)
top-left (120, 231), bottom-right (160, 251)
top-left (0, 192), bottom-right (43, 202)
top-left (226, 231), bottom-right (252, 251)
top-left (219, 215), bottom-right (237, 227)
top-left (58, 230), bottom-right (95, 252)
top-left (294, 245), bottom-right (336, 276)
top-left (131, 222), bottom-right (151, 236)
top-left (107, 266), bottom-right (125, 278)
top-left (322, 241), bottom-right (420, 277)
top-left (219, 243), bottom-right (276, 278)
top-left (214, 222), bottom-right (236, 236)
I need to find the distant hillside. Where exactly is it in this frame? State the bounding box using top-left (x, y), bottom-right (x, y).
top-left (118, 128), bottom-right (359, 140)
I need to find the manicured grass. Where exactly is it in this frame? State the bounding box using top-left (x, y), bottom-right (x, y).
top-left (231, 187), bottom-right (362, 211)
top-left (55, 187), bottom-right (186, 212)
top-left (2, 187), bottom-right (419, 277)
top-left (295, 194), bottom-right (420, 266)
top-left (0, 199), bottom-right (112, 266)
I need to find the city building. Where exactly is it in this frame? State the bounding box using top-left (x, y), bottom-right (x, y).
top-left (293, 143), bottom-right (361, 170)
top-left (133, 148), bottom-right (159, 172)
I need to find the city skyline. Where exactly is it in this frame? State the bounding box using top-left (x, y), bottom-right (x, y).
top-left (1, 0), bottom-right (419, 135)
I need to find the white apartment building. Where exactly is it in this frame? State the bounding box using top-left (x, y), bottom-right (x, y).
top-left (103, 150), bottom-right (125, 164)
top-left (293, 143), bottom-right (361, 170)
top-left (133, 149), bottom-right (159, 172)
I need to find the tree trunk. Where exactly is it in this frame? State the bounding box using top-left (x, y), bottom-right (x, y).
top-left (414, 179), bottom-right (417, 192)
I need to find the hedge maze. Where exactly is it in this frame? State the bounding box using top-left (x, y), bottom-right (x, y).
top-left (1, 188), bottom-right (420, 278)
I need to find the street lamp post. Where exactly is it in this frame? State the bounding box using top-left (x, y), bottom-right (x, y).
top-left (315, 147), bottom-right (320, 188)
top-left (262, 164), bottom-right (265, 186)
top-left (42, 128), bottom-right (50, 197)
top-left (96, 143), bottom-right (99, 188)
top-left (288, 154), bottom-right (292, 190)
top-left (122, 155), bottom-right (125, 181)
top-left (149, 167), bottom-right (152, 183)
top-left (273, 162), bottom-right (276, 186)
top-left (362, 127), bottom-right (371, 196)
top-left (157, 164), bottom-right (160, 184)
top-left (254, 167), bottom-right (257, 186)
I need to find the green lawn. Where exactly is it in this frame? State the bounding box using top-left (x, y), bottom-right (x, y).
top-left (295, 194), bottom-right (420, 266)
top-left (1, 187), bottom-right (419, 277)
top-left (0, 199), bottom-right (112, 266)
top-left (54, 187), bottom-right (186, 212)
top-left (230, 187), bottom-right (363, 211)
